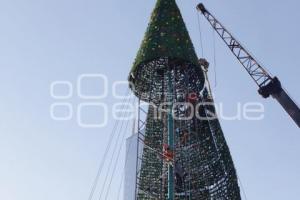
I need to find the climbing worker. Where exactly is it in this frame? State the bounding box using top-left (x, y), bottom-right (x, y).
top-left (163, 144), bottom-right (174, 165)
top-left (175, 162), bottom-right (186, 193)
top-left (180, 130), bottom-right (189, 145)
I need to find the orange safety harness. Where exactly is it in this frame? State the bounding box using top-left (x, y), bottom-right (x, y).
top-left (163, 144), bottom-right (174, 161)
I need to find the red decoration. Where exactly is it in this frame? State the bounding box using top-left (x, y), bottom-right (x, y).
top-left (187, 92), bottom-right (198, 104)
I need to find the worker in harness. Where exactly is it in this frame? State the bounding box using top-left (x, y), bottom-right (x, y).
top-left (163, 144), bottom-right (174, 166)
top-left (179, 130), bottom-right (189, 146)
top-left (175, 162), bottom-right (186, 193)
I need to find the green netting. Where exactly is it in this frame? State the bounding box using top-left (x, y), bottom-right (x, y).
top-left (135, 67), bottom-right (241, 200)
top-left (129, 0), bottom-right (241, 199)
top-left (131, 0), bottom-right (199, 74)
top-left (129, 0), bottom-right (204, 101)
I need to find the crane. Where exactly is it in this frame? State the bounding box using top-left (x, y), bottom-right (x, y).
top-left (197, 3), bottom-right (300, 128)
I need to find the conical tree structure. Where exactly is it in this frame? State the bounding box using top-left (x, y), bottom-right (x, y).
top-left (129, 0), bottom-right (241, 199)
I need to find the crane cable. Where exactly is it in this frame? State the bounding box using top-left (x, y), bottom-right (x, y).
top-left (197, 12), bottom-right (204, 58)
top-left (197, 11), bottom-right (218, 88)
top-left (198, 9), bottom-right (249, 199)
top-left (87, 88), bottom-right (132, 200)
top-left (212, 29), bottom-right (218, 88)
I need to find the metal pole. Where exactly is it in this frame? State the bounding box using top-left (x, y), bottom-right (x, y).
top-left (167, 70), bottom-right (174, 200)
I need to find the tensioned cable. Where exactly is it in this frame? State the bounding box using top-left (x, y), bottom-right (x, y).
top-left (89, 92), bottom-right (131, 200)
top-left (97, 96), bottom-right (134, 199)
top-left (212, 29), bottom-right (218, 88)
top-left (116, 174), bottom-right (124, 200)
top-left (197, 12), bottom-right (204, 58)
top-left (104, 98), bottom-right (137, 200)
top-left (116, 119), bottom-right (137, 200)
top-left (237, 174), bottom-right (248, 200)
top-left (98, 96), bottom-right (135, 200)
top-left (201, 94), bottom-right (248, 199)
top-left (87, 88), bottom-right (131, 200)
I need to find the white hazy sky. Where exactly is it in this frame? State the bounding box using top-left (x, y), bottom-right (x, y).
top-left (0, 0), bottom-right (299, 200)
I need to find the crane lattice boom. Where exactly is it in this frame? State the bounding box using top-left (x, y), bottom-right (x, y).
top-left (197, 3), bottom-right (300, 128)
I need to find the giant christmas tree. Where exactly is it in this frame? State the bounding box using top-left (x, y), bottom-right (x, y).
top-left (128, 0), bottom-right (241, 199)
